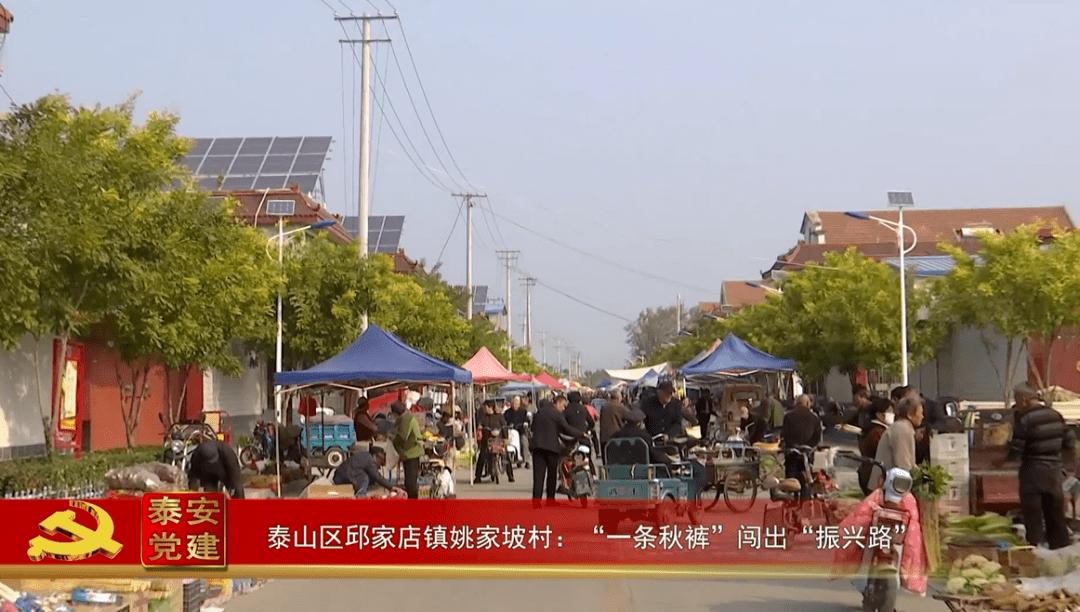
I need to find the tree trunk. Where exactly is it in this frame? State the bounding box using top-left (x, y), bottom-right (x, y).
top-left (49, 334), bottom-right (71, 455)
top-left (32, 336), bottom-right (54, 455)
top-left (163, 366), bottom-right (173, 429)
top-left (1003, 337), bottom-right (1018, 410)
top-left (174, 365), bottom-right (192, 424)
top-left (116, 359), bottom-right (151, 449)
top-left (1042, 335), bottom-right (1056, 408)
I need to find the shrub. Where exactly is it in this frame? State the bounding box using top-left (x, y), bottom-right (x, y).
top-left (0, 446), bottom-right (163, 495)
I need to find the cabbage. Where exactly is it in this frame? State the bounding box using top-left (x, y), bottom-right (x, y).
top-left (963, 555), bottom-right (990, 569)
top-left (961, 568), bottom-right (987, 580)
top-left (989, 574), bottom-right (1007, 584)
top-left (981, 561), bottom-right (1002, 574)
top-left (946, 577), bottom-right (968, 593)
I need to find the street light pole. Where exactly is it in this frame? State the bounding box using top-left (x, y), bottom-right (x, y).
top-left (276, 219), bottom-right (284, 423)
top-left (845, 191), bottom-right (917, 385)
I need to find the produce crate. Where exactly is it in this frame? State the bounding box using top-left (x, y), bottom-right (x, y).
top-left (932, 433), bottom-right (969, 460)
top-left (1001, 546), bottom-right (1039, 578)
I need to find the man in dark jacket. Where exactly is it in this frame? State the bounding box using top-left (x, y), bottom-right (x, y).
top-left (475, 400), bottom-right (512, 482)
top-left (610, 407), bottom-right (673, 466)
top-left (599, 389), bottom-right (630, 454)
top-left (530, 395), bottom-right (583, 506)
top-left (642, 381), bottom-right (683, 438)
top-left (188, 439), bottom-right (245, 499)
top-left (333, 445), bottom-right (405, 497)
top-left (998, 382), bottom-right (1077, 549)
top-left (781, 394), bottom-right (822, 499)
top-left (564, 391), bottom-right (595, 437)
top-left (503, 396), bottom-right (531, 469)
top-left (695, 388), bottom-right (714, 442)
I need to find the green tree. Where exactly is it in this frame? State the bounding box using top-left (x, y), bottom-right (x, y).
top-left (938, 224), bottom-right (1080, 406)
top-left (625, 304), bottom-right (687, 361)
top-left (0, 94), bottom-right (187, 451)
top-left (110, 190), bottom-right (277, 443)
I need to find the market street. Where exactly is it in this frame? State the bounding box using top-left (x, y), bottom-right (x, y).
top-left (221, 577), bottom-right (946, 612)
top-left (226, 431), bottom-right (948, 612)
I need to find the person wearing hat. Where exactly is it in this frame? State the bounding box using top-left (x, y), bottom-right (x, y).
top-left (333, 444), bottom-right (406, 497)
top-left (391, 400), bottom-right (424, 499)
top-left (353, 397), bottom-right (377, 442)
top-left (188, 438), bottom-right (245, 498)
top-left (609, 407), bottom-right (673, 466)
top-left (996, 382), bottom-right (1076, 549)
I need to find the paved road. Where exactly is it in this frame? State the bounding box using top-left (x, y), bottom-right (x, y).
top-left (227, 431), bottom-right (949, 610)
top-left (223, 577), bottom-right (947, 612)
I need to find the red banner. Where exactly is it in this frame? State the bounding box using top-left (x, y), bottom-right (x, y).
top-left (2, 498), bottom-right (891, 577)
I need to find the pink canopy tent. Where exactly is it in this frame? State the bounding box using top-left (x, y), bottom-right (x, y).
top-left (534, 371), bottom-right (566, 391)
top-left (461, 347), bottom-right (532, 384)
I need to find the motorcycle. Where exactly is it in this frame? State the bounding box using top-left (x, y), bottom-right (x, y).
top-left (558, 433), bottom-right (594, 507)
top-left (836, 450), bottom-right (916, 612)
top-left (239, 421), bottom-right (276, 468)
top-left (160, 416), bottom-right (208, 475)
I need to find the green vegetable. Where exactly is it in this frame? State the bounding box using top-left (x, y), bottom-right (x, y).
top-left (963, 555), bottom-right (990, 569)
top-left (946, 577), bottom-right (968, 593)
top-left (981, 561), bottom-right (1002, 574)
top-left (961, 568), bottom-right (986, 580)
top-left (911, 461), bottom-right (953, 500)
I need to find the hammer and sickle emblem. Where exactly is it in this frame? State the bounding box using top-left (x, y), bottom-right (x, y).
top-left (27, 500), bottom-right (124, 562)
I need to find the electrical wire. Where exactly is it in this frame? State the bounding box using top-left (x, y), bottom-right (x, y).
top-left (513, 264), bottom-right (633, 323)
top-left (395, 16), bottom-right (475, 189)
top-left (338, 22), bottom-right (451, 192)
top-left (320, 0), bottom-right (339, 13)
top-left (488, 208), bottom-right (717, 294)
top-left (384, 37), bottom-right (466, 191)
top-left (476, 198), bottom-right (504, 251)
top-left (435, 200), bottom-right (465, 268)
top-left (483, 198), bottom-right (508, 248)
top-left (0, 82), bottom-right (14, 106)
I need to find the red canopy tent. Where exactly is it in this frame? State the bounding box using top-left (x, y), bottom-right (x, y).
top-left (461, 347), bottom-right (531, 384)
top-left (534, 371), bottom-right (566, 391)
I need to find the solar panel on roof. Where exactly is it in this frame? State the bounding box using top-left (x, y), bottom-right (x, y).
top-left (300, 136), bottom-right (332, 155)
top-left (198, 177), bottom-right (220, 191)
top-left (472, 286), bottom-right (488, 313)
top-left (269, 137), bottom-right (302, 156)
top-left (383, 216), bottom-right (404, 231)
top-left (222, 176), bottom-right (255, 191)
top-left (253, 175), bottom-right (288, 190)
top-left (188, 138), bottom-right (212, 156)
top-left (287, 174), bottom-right (318, 194)
top-left (239, 137), bottom-right (272, 156)
top-left (379, 230), bottom-right (402, 252)
top-left (267, 200), bottom-right (295, 216)
top-left (291, 154), bottom-right (324, 174)
top-left (260, 155), bottom-right (294, 174)
top-left (208, 138), bottom-right (242, 156)
top-left (343, 217), bottom-right (360, 236)
top-left (181, 156), bottom-right (202, 172)
top-left (199, 156), bottom-right (233, 175)
top-left (375, 243), bottom-right (397, 254)
top-left (227, 155), bottom-right (263, 175)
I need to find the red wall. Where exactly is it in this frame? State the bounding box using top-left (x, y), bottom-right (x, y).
top-left (82, 341), bottom-right (203, 451)
top-left (1026, 336), bottom-right (1080, 394)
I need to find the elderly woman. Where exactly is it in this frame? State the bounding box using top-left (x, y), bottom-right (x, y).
top-left (871, 396), bottom-right (923, 488)
top-left (857, 398), bottom-right (894, 496)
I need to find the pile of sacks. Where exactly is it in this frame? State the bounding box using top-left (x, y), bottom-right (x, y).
top-left (104, 462), bottom-right (186, 492)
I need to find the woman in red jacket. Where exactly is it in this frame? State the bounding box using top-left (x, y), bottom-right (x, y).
top-left (857, 398), bottom-right (894, 496)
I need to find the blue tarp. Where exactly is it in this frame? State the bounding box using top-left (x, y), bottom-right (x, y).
top-left (595, 380), bottom-right (613, 389)
top-left (630, 369), bottom-right (660, 389)
top-left (678, 333), bottom-right (795, 376)
top-left (499, 381), bottom-right (548, 394)
top-left (275, 324), bottom-right (473, 385)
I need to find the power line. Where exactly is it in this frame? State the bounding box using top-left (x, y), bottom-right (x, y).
top-left (477, 198), bottom-right (504, 250)
top-left (338, 21), bottom-right (451, 193)
top-left (395, 16), bottom-right (475, 189)
top-left (482, 197), bottom-right (508, 248)
top-left (0, 82), bottom-right (13, 107)
top-left (489, 208), bottom-right (717, 294)
top-left (320, 0), bottom-right (339, 13)
top-left (435, 199), bottom-right (465, 267)
top-left (384, 36), bottom-right (466, 191)
top-left (514, 265), bottom-right (633, 323)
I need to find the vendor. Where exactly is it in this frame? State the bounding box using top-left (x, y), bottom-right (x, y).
top-left (333, 444), bottom-right (405, 497)
top-left (353, 397), bottom-right (377, 442)
top-left (188, 438), bottom-right (245, 499)
top-left (610, 407), bottom-right (673, 466)
top-left (740, 404), bottom-right (768, 445)
top-left (277, 422), bottom-right (308, 467)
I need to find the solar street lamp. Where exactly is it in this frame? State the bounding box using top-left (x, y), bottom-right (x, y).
top-left (745, 281), bottom-right (782, 295)
top-left (266, 205), bottom-right (337, 423)
top-left (845, 191), bottom-right (918, 384)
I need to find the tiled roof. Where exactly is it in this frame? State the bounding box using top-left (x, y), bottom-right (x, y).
top-left (772, 240), bottom-right (981, 273)
top-left (225, 186), bottom-right (353, 245)
top-left (804, 207), bottom-right (1073, 245)
top-left (720, 281), bottom-right (771, 311)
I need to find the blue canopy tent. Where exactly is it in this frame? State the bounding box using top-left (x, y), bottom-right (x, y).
top-left (679, 333), bottom-right (795, 384)
top-left (629, 369), bottom-right (661, 390)
top-left (276, 324), bottom-right (472, 386)
top-left (595, 380), bottom-right (613, 389)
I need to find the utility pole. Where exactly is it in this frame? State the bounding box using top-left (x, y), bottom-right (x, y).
top-left (555, 340), bottom-right (563, 376)
top-left (453, 193), bottom-right (486, 320)
top-left (540, 330), bottom-right (547, 366)
top-left (520, 277), bottom-right (536, 347)
top-left (677, 294), bottom-right (682, 336)
top-left (337, 13), bottom-right (396, 257)
top-left (497, 250), bottom-right (520, 370)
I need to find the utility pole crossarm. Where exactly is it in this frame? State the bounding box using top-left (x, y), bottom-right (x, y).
top-left (334, 15), bottom-right (399, 20)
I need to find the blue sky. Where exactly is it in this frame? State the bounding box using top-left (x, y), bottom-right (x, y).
top-left (5, 1), bottom-right (1080, 370)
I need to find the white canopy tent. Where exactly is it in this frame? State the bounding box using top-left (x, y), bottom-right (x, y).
top-left (604, 362), bottom-right (670, 382)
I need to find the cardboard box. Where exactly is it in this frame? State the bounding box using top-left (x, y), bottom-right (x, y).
top-left (300, 483), bottom-right (354, 499)
top-left (931, 434), bottom-right (969, 460)
top-left (1002, 546), bottom-right (1039, 578)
